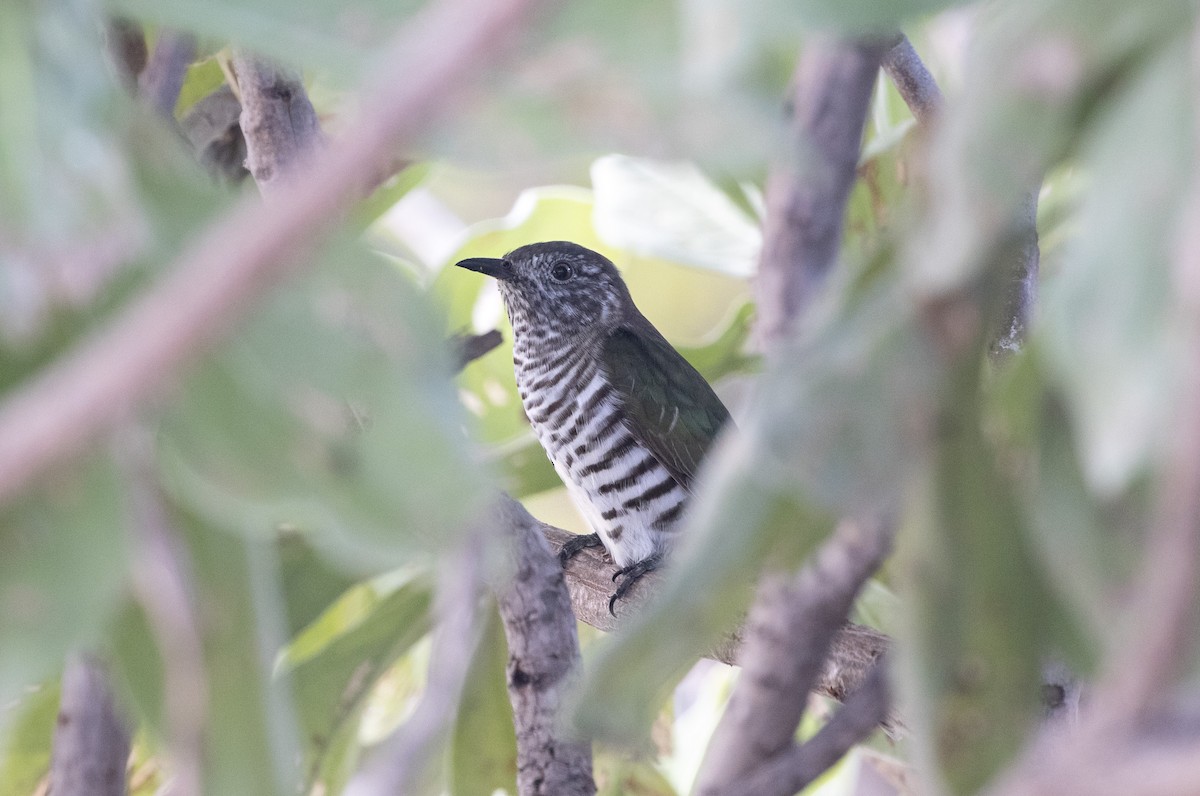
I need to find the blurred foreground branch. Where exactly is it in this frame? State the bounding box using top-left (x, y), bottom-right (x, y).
top-left (492, 497), bottom-right (595, 796)
top-left (0, 0), bottom-right (550, 508)
top-left (693, 518), bottom-right (894, 796)
top-left (49, 655), bottom-right (131, 796)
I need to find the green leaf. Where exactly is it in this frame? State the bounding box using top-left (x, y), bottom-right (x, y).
top-left (110, 506), bottom-right (302, 796)
top-left (285, 571), bottom-right (432, 792)
top-left (591, 155), bottom-right (761, 278)
top-left (1040, 34), bottom-right (1195, 494)
top-left (448, 602), bottom-right (517, 796)
top-left (0, 681), bottom-right (59, 796)
top-left (158, 242), bottom-right (489, 570)
top-left (790, 0), bottom-right (974, 32)
top-left (0, 454), bottom-right (129, 707)
top-left (900, 356), bottom-right (1062, 793)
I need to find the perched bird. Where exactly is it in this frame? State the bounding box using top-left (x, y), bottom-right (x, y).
top-left (456, 241), bottom-right (731, 612)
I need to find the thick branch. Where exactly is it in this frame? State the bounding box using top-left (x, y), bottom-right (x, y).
top-left (542, 523), bottom-right (890, 701)
top-left (693, 518), bottom-right (893, 795)
top-left (345, 545), bottom-right (483, 795)
top-left (724, 658), bottom-right (892, 796)
top-left (232, 54), bottom-right (323, 197)
top-left (492, 497), bottom-right (595, 796)
top-left (0, 0), bottom-right (550, 508)
top-left (140, 31), bottom-right (196, 118)
top-left (49, 655), bottom-right (131, 796)
top-left (754, 36), bottom-right (891, 346)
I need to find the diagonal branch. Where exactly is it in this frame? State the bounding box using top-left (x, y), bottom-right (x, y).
top-left (723, 657), bottom-right (892, 796)
top-left (692, 518), bottom-right (894, 796)
top-left (0, 0), bottom-right (551, 509)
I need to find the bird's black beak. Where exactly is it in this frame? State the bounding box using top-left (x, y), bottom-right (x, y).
top-left (455, 257), bottom-right (514, 281)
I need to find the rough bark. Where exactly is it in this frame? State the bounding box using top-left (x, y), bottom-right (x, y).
top-left (492, 497), bottom-right (595, 796)
top-left (232, 54), bottom-right (324, 198)
top-left (543, 523), bottom-right (890, 702)
top-left (48, 655), bottom-right (131, 796)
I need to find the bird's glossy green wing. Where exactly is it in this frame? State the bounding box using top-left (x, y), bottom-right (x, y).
top-left (600, 318), bottom-right (732, 490)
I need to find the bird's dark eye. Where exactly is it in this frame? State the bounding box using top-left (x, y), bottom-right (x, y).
top-left (550, 262), bottom-right (573, 282)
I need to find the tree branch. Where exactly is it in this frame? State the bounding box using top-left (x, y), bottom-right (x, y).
top-left (48, 655), bottom-right (131, 796)
top-left (492, 497), bottom-right (595, 796)
top-left (139, 31), bottom-right (196, 118)
top-left (723, 657), bottom-right (892, 796)
top-left (231, 54), bottom-right (324, 198)
top-left (882, 36), bottom-right (943, 126)
top-left (693, 518), bottom-right (893, 796)
top-left (754, 35), bottom-right (891, 346)
top-left (0, 0), bottom-right (552, 509)
top-left (541, 523), bottom-right (890, 701)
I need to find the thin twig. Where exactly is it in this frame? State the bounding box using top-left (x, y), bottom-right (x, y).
top-left (343, 544), bottom-right (483, 795)
top-left (48, 655), bottom-right (131, 796)
top-left (492, 497), bottom-right (595, 796)
top-left (723, 658), bottom-right (892, 796)
top-left (140, 31), bottom-right (196, 118)
top-left (452, 330), bottom-right (504, 372)
top-left (0, 0), bottom-right (551, 509)
top-left (882, 36), bottom-right (943, 126)
top-left (693, 518), bottom-right (893, 795)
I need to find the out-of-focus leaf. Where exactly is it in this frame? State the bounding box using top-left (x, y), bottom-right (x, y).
top-left (448, 602), bottom-right (517, 796)
top-left (175, 55), bottom-right (226, 116)
top-left (1041, 35), bottom-right (1194, 494)
top-left (111, 506), bottom-right (301, 796)
top-left (285, 571), bottom-right (432, 792)
top-left (277, 529), bottom-right (360, 638)
top-left (0, 455), bottom-right (129, 710)
top-left (596, 751), bottom-right (679, 796)
top-left (356, 163), bottom-right (431, 233)
top-left (0, 682), bottom-right (59, 796)
top-left (110, 0), bottom-right (423, 79)
top-left (901, 357), bottom-right (1062, 793)
top-left (0, 0), bottom-right (145, 346)
top-left (591, 155), bottom-right (761, 277)
top-left (790, 0), bottom-right (973, 32)
top-left (158, 242), bottom-right (488, 571)
top-left (429, 0), bottom-right (792, 174)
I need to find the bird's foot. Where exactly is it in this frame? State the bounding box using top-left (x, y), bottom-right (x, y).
top-left (559, 532), bottom-right (605, 566)
top-left (608, 554), bottom-right (662, 616)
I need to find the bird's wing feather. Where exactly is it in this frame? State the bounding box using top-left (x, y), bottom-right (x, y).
top-left (600, 317), bottom-right (731, 490)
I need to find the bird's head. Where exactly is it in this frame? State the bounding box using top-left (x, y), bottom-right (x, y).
top-left (456, 241), bottom-right (632, 334)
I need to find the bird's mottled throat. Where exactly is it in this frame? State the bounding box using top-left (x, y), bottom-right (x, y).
top-left (456, 241), bottom-right (731, 610)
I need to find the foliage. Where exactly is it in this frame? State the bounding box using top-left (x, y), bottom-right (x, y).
top-left (0, 0), bottom-right (1197, 794)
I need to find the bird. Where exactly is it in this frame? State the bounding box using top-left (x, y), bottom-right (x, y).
top-left (456, 241), bottom-right (732, 613)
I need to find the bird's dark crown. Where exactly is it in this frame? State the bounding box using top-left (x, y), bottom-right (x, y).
top-left (465, 241), bottom-right (634, 334)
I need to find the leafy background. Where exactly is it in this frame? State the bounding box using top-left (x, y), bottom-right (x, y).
top-left (2, 0), bottom-right (1197, 793)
